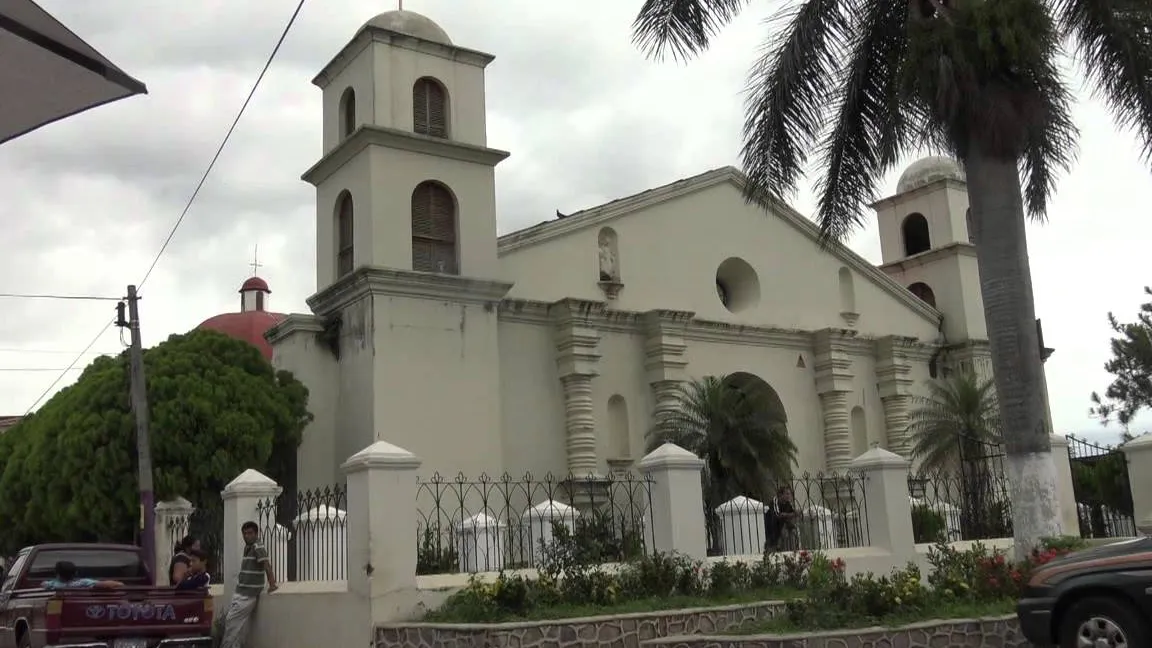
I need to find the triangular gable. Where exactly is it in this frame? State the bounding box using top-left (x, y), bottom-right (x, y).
top-left (497, 166), bottom-right (940, 324)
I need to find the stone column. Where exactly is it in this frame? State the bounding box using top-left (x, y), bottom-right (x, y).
top-left (815, 329), bottom-right (855, 472)
top-left (875, 336), bottom-right (916, 457)
top-left (1121, 435), bottom-right (1152, 535)
top-left (1048, 434), bottom-right (1079, 536)
top-left (221, 469), bottom-right (282, 593)
top-left (639, 443), bottom-right (707, 559)
top-left (850, 448), bottom-right (915, 572)
top-left (341, 440), bottom-right (422, 623)
top-left (642, 310), bottom-right (693, 426)
top-left (552, 299), bottom-right (603, 477)
top-left (153, 497), bottom-right (194, 586)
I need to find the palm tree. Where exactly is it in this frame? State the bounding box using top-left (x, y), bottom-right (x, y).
top-left (646, 375), bottom-right (798, 509)
top-left (907, 371), bottom-right (1002, 473)
top-left (631, 0), bottom-right (1152, 556)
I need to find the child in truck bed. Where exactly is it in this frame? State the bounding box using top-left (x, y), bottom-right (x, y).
top-left (175, 549), bottom-right (211, 590)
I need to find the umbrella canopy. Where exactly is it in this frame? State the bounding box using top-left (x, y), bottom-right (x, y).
top-left (0, 0), bottom-right (147, 145)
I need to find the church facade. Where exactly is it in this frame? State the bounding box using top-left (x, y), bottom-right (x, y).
top-left (268, 10), bottom-right (1050, 491)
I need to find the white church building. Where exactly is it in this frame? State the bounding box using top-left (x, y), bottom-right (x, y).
top-left (268, 9), bottom-right (1054, 490)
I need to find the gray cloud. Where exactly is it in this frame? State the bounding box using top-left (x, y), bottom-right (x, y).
top-left (0, 0), bottom-right (1149, 438)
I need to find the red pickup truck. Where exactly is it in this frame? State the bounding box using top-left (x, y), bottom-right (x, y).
top-left (0, 543), bottom-right (213, 648)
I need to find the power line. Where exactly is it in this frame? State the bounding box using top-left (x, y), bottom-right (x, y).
top-left (0, 348), bottom-right (119, 355)
top-left (20, 0), bottom-right (308, 416)
top-left (0, 292), bottom-right (121, 301)
top-left (0, 368), bottom-right (85, 372)
top-left (23, 320), bottom-right (115, 415)
top-left (137, 0), bottom-right (308, 290)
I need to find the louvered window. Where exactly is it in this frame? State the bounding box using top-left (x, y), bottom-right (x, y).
top-left (336, 193), bottom-right (354, 277)
top-left (411, 182), bottom-right (458, 274)
top-left (413, 78), bottom-right (448, 138)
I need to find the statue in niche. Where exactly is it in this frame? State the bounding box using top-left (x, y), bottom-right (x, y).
top-left (598, 229), bottom-right (619, 282)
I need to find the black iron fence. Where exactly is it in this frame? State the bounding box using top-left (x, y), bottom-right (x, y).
top-left (415, 472), bottom-right (654, 575)
top-left (909, 469), bottom-right (1013, 542)
top-left (165, 505), bottom-right (224, 582)
top-left (255, 484), bottom-right (348, 582)
top-left (702, 472), bottom-right (869, 556)
top-left (1067, 434), bottom-right (1137, 538)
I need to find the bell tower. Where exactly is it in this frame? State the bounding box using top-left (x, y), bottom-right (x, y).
top-left (871, 156), bottom-right (986, 344)
top-left (296, 10), bottom-right (513, 484)
top-left (303, 9), bottom-right (510, 292)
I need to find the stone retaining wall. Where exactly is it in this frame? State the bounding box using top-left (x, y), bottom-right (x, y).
top-left (641, 614), bottom-right (1027, 648)
top-left (376, 600), bottom-right (788, 648)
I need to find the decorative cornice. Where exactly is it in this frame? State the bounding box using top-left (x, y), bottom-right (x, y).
top-left (306, 266), bottom-right (512, 316)
top-left (875, 335), bottom-right (917, 398)
top-left (301, 125), bottom-right (510, 186)
top-left (868, 178), bottom-right (968, 210)
top-left (495, 166), bottom-right (939, 326)
top-left (878, 241), bottom-right (977, 275)
top-left (552, 299), bottom-right (603, 378)
top-left (495, 299), bottom-right (940, 360)
top-left (313, 28), bottom-right (494, 89)
top-left (642, 310), bottom-right (693, 382)
top-left (265, 313), bottom-right (324, 345)
top-left (814, 328), bottom-right (857, 393)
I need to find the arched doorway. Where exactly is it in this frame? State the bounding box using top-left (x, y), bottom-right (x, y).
top-left (723, 372), bottom-right (789, 442)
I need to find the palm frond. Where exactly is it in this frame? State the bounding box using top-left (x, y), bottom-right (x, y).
top-left (1019, 60), bottom-right (1078, 219)
top-left (907, 371), bottom-right (1001, 472)
top-left (740, 0), bottom-right (849, 206)
top-left (632, 0), bottom-right (750, 62)
top-left (812, 0), bottom-right (911, 243)
top-left (1058, 0), bottom-right (1152, 162)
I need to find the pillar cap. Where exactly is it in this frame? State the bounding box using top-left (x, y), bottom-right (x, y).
top-left (849, 446), bottom-right (909, 470)
top-left (222, 469), bottom-right (282, 499)
top-left (155, 496), bottom-right (194, 513)
top-left (1123, 433), bottom-right (1152, 453)
top-left (1049, 434), bottom-right (1069, 448)
top-left (341, 440), bottom-right (422, 474)
top-left (639, 442), bottom-right (704, 471)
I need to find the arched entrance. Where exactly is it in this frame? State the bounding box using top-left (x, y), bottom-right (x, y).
top-left (722, 372), bottom-right (789, 442)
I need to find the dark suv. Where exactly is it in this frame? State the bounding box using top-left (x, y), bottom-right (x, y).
top-left (1017, 537), bottom-right (1152, 646)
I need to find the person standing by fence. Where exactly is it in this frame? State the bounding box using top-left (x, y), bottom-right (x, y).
top-left (219, 521), bottom-right (278, 648)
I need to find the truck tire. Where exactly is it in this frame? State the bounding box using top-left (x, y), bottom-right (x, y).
top-left (1059, 595), bottom-right (1146, 648)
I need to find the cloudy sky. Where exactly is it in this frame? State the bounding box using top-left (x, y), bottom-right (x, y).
top-left (1, 0), bottom-right (1148, 444)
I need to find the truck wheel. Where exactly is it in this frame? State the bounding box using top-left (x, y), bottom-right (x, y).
top-left (1059, 596), bottom-right (1146, 648)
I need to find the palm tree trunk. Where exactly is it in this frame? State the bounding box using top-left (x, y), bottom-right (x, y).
top-left (965, 149), bottom-right (1062, 559)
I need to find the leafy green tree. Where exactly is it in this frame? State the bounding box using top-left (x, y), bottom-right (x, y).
top-left (631, 0), bottom-right (1152, 555)
top-left (908, 371), bottom-right (1001, 472)
top-left (1091, 287), bottom-right (1152, 428)
top-left (0, 329), bottom-right (311, 553)
top-left (646, 375), bottom-right (798, 509)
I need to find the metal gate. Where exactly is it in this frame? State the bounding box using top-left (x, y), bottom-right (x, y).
top-left (1066, 434), bottom-right (1137, 538)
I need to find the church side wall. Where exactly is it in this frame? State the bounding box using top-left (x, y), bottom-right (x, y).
top-left (497, 320), bottom-right (569, 476)
top-left (271, 321), bottom-right (339, 493)
top-left (592, 330), bottom-right (651, 468)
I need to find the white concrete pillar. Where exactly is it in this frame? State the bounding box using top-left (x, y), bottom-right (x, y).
top-left (153, 497), bottom-right (194, 586)
top-left (341, 440), bottom-right (422, 623)
top-left (221, 469), bottom-right (282, 593)
top-left (639, 443), bottom-right (706, 559)
top-left (1121, 435), bottom-right (1152, 534)
top-left (850, 448), bottom-right (914, 569)
top-left (715, 496), bottom-right (765, 556)
top-left (1048, 435), bottom-right (1080, 536)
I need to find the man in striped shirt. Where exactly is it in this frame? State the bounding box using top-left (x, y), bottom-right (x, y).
top-left (219, 521), bottom-right (278, 648)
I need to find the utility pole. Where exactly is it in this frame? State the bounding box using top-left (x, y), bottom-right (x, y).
top-left (118, 285), bottom-right (154, 575)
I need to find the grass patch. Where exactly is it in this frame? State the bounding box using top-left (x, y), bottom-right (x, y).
top-left (731, 598), bottom-right (1016, 635)
top-left (424, 587), bottom-right (802, 623)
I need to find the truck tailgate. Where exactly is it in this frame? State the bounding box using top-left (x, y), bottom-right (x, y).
top-left (48, 588), bottom-right (212, 643)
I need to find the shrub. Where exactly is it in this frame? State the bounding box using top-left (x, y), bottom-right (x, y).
top-left (416, 526), bottom-right (458, 575)
top-left (911, 504), bottom-right (948, 543)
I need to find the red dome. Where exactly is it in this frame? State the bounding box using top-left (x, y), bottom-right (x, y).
top-left (197, 310), bottom-right (285, 360)
top-left (240, 276), bottom-right (270, 292)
